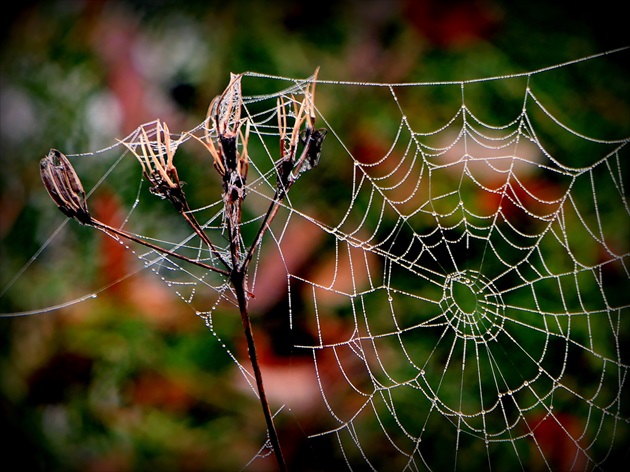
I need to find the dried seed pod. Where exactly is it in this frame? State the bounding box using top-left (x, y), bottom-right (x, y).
top-left (299, 127), bottom-right (327, 172)
top-left (40, 149), bottom-right (92, 224)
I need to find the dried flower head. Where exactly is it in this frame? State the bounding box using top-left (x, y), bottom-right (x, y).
top-left (276, 68), bottom-right (327, 187)
top-left (210, 73), bottom-right (243, 137)
top-left (40, 149), bottom-right (92, 224)
top-left (120, 120), bottom-right (189, 212)
top-left (190, 73), bottom-right (250, 202)
top-left (210, 73), bottom-right (249, 183)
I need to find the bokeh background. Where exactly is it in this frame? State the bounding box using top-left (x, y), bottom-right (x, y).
top-left (1, 1), bottom-right (628, 471)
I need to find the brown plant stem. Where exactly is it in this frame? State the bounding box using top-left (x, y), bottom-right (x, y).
top-left (228, 127), bottom-right (321, 471)
top-left (231, 268), bottom-right (288, 472)
top-left (180, 209), bottom-right (231, 270)
top-left (93, 189), bottom-right (287, 468)
top-left (225, 181), bottom-right (287, 470)
top-left (90, 219), bottom-right (231, 277)
top-left (95, 215), bottom-right (287, 471)
top-left (94, 215), bottom-right (287, 470)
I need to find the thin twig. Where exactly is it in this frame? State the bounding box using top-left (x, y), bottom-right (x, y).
top-left (91, 219), bottom-right (231, 277)
top-left (232, 268), bottom-right (288, 472)
top-left (178, 205), bottom-right (232, 270)
top-left (241, 188), bottom-right (285, 274)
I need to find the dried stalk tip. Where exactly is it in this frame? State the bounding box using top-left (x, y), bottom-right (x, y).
top-left (276, 69), bottom-right (327, 187)
top-left (40, 149), bottom-right (92, 224)
top-left (120, 120), bottom-right (189, 212)
top-left (203, 74), bottom-right (249, 204)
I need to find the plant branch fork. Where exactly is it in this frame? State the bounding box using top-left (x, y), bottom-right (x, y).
top-left (40, 69), bottom-right (326, 472)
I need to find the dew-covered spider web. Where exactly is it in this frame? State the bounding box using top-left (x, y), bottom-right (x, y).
top-left (2, 49), bottom-right (629, 471)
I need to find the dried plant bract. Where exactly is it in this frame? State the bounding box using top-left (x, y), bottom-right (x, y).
top-left (40, 149), bottom-right (92, 224)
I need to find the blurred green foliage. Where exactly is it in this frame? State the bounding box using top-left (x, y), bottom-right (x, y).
top-left (1, 1), bottom-right (628, 471)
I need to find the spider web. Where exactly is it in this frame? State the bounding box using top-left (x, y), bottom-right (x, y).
top-left (2, 49), bottom-right (629, 471)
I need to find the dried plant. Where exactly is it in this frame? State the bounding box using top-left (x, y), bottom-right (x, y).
top-left (40, 149), bottom-right (92, 225)
top-left (40, 70), bottom-right (326, 472)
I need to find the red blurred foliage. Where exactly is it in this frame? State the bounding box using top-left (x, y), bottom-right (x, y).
top-left (404, 0), bottom-right (501, 47)
top-left (87, 4), bottom-right (184, 135)
top-left (92, 191), bottom-right (128, 297)
top-left (128, 370), bottom-right (194, 413)
top-left (528, 412), bottom-right (588, 471)
top-left (478, 177), bottom-right (564, 226)
top-left (352, 129), bottom-right (388, 167)
top-left (90, 191), bottom-right (191, 330)
top-left (90, 9), bottom-right (149, 134)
